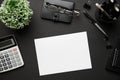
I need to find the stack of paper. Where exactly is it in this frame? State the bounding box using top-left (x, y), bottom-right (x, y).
top-left (34, 31), bottom-right (92, 76)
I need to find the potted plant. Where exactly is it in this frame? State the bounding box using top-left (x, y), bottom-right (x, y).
top-left (0, 0), bottom-right (33, 29)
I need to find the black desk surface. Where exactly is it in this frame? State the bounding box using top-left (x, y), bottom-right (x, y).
top-left (0, 0), bottom-right (120, 80)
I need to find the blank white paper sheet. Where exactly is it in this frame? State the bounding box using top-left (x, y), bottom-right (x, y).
top-left (34, 31), bottom-right (92, 76)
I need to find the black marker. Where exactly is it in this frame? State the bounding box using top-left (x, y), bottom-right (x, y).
top-left (83, 10), bottom-right (109, 40)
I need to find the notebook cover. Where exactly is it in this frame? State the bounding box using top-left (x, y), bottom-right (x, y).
top-left (40, 0), bottom-right (75, 23)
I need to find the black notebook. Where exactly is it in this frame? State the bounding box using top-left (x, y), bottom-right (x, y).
top-left (106, 39), bottom-right (120, 73)
top-left (40, 0), bottom-right (75, 23)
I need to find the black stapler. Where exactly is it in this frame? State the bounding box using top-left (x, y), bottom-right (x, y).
top-left (106, 39), bottom-right (120, 73)
top-left (40, 0), bottom-right (80, 23)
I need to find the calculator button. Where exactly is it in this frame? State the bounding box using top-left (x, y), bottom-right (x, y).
top-left (3, 51), bottom-right (7, 54)
top-left (9, 53), bottom-right (14, 56)
top-left (7, 61), bottom-right (11, 65)
top-left (10, 56), bottom-right (15, 60)
top-left (15, 55), bottom-right (20, 59)
top-left (4, 66), bottom-right (8, 70)
top-left (1, 59), bottom-right (6, 63)
top-left (11, 60), bottom-right (16, 64)
top-left (8, 65), bottom-right (13, 68)
top-left (0, 64), bottom-right (2, 67)
top-left (17, 62), bottom-right (22, 66)
top-left (0, 52), bottom-right (3, 55)
top-left (3, 63), bottom-right (7, 66)
top-left (5, 54), bottom-right (9, 58)
top-left (0, 56), bottom-right (4, 59)
top-left (8, 50), bottom-right (12, 53)
top-left (16, 58), bottom-right (21, 62)
top-left (0, 54), bottom-right (3, 56)
top-left (0, 68), bottom-right (3, 71)
top-left (13, 48), bottom-right (17, 51)
top-left (14, 51), bottom-right (18, 54)
top-left (15, 55), bottom-right (19, 58)
top-left (14, 54), bottom-right (19, 57)
top-left (12, 63), bottom-right (17, 67)
top-left (6, 58), bottom-right (10, 61)
top-left (15, 57), bottom-right (19, 60)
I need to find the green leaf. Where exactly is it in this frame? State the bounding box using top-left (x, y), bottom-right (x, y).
top-left (0, 0), bottom-right (33, 29)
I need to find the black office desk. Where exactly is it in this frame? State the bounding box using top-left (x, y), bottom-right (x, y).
top-left (0, 0), bottom-right (120, 80)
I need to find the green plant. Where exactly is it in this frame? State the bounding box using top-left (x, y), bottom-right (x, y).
top-left (0, 0), bottom-right (33, 29)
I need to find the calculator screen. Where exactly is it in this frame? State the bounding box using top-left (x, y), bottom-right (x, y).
top-left (0, 39), bottom-right (15, 50)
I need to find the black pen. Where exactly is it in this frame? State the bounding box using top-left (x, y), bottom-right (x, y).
top-left (83, 10), bottom-right (109, 40)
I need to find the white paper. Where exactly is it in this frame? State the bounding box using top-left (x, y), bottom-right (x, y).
top-left (34, 31), bottom-right (92, 76)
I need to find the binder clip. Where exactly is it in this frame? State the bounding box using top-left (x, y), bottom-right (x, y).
top-left (41, 0), bottom-right (80, 23)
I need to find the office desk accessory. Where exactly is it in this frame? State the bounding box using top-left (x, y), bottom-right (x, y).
top-left (0, 0), bottom-right (33, 29)
top-left (41, 0), bottom-right (80, 23)
top-left (95, 0), bottom-right (120, 23)
top-left (83, 10), bottom-right (109, 40)
top-left (34, 32), bottom-right (92, 76)
top-left (0, 35), bottom-right (24, 73)
top-left (83, 10), bottom-right (113, 49)
top-left (106, 38), bottom-right (120, 73)
top-left (83, 0), bottom-right (91, 10)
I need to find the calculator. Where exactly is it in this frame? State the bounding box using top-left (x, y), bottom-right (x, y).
top-left (0, 35), bottom-right (24, 73)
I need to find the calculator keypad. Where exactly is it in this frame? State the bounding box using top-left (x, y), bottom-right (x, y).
top-left (0, 46), bottom-right (24, 73)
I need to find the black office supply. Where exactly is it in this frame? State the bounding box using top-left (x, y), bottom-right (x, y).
top-left (83, 10), bottom-right (109, 39)
top-left (95, 0), bottom-right (120, 23)
top-left (95, 3), bottom-right (112, 20)
top-left (106, 39), bottom-right (120, 73)
top-left (41, 0), bottom-right (80, 23)
top-left (83, 0), bottom-right (91, 10)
